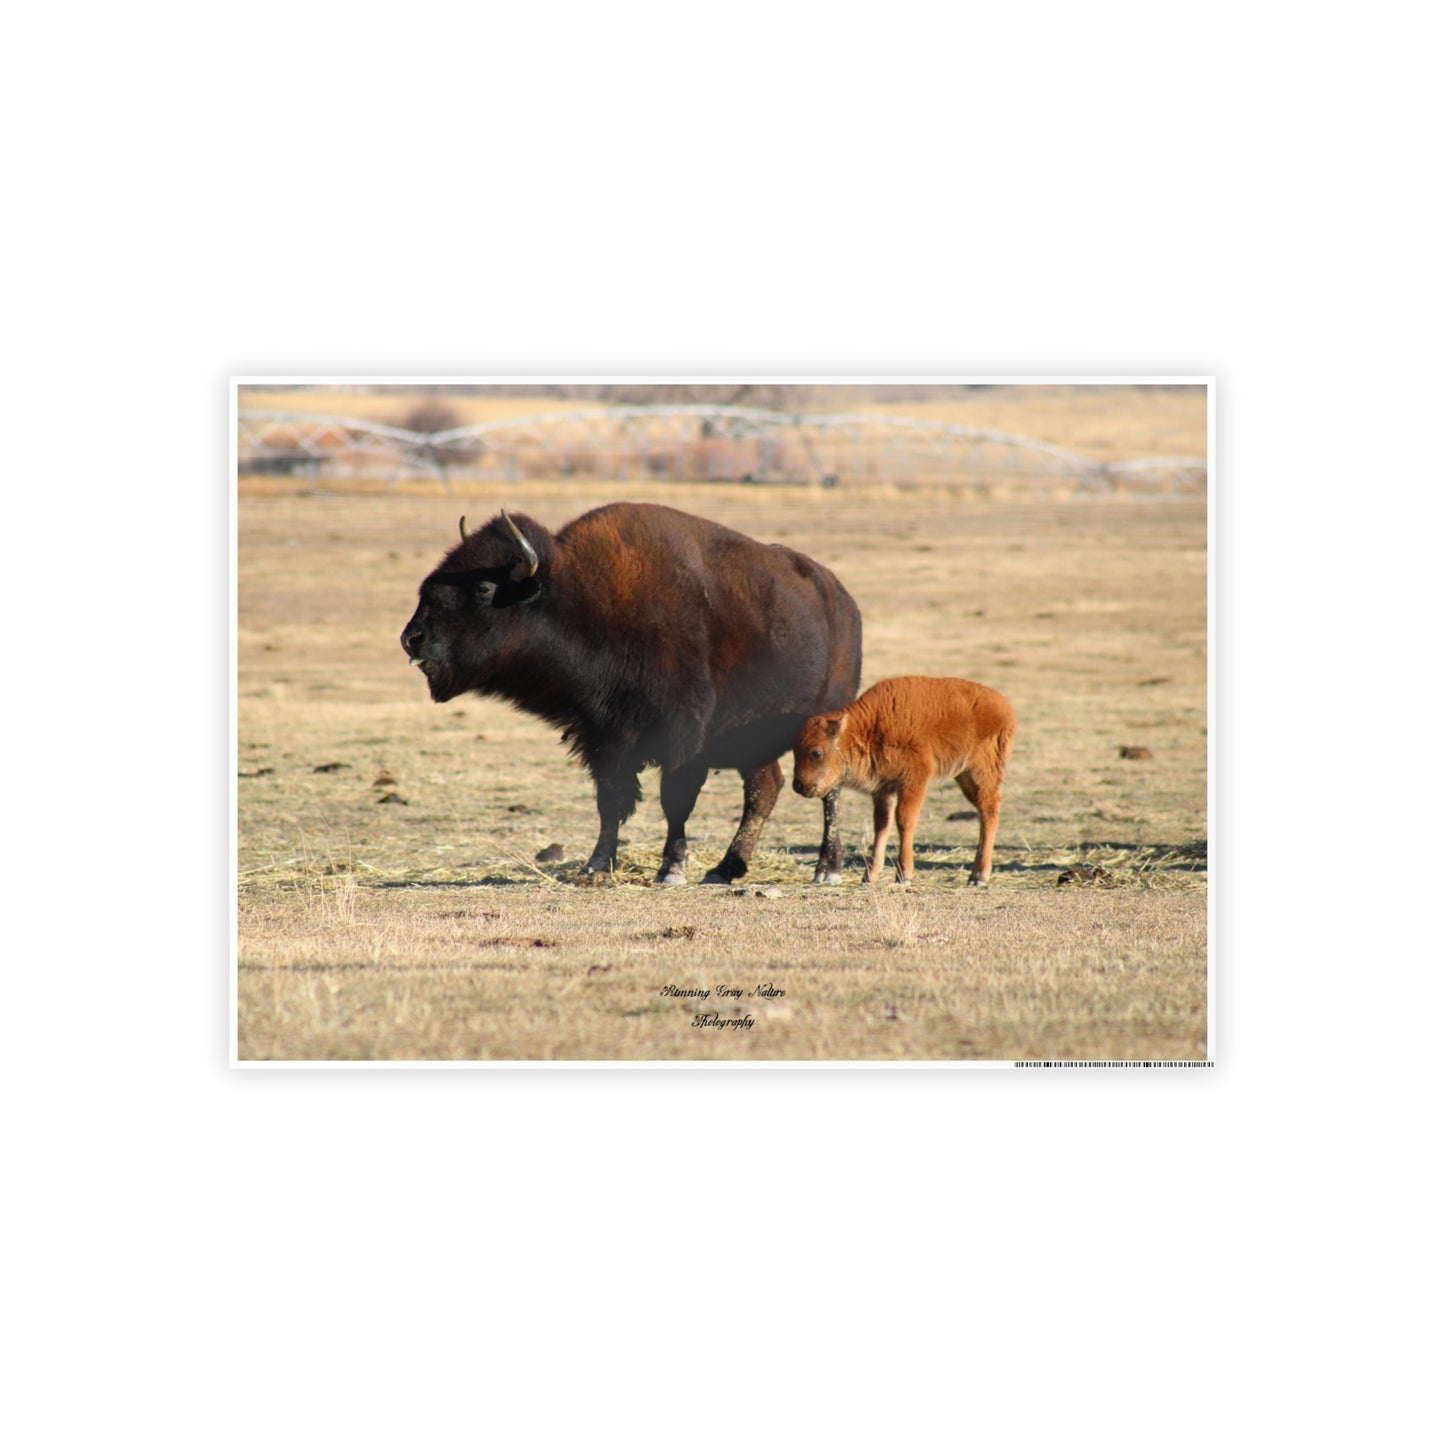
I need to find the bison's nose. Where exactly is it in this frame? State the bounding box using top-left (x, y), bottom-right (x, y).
top-left (401, 628), bottom-right (421, 655)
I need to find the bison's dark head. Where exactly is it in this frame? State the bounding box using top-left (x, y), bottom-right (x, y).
top-left (401, 510), bottom-right (548, 703)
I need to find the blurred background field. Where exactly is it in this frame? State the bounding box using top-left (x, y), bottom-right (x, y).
top-left (238, 381), bottom-right (1206, 497)
top-left (236, 383), bottom-right (1208, 1062)
top-left (239, 380), bottom-right (1206, 462)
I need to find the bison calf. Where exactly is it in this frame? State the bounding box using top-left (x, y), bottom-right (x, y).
top-left (792, 676), bottom-right (1016, 887)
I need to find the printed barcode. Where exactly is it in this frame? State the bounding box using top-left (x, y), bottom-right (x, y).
top-left (1014, 1060), bottom-right (1213, 1068)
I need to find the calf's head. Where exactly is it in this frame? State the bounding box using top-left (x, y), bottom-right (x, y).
top-left (400, 510), bottom-right (544, 702)
top-left (791, 712), bottom-right (848, 797)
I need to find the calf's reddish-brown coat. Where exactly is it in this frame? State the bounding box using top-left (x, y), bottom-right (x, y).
top-left (792, 676), bottom-right (1016, 886)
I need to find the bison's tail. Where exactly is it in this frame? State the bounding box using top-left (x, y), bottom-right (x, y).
top-left (996, 716), bottom-right (1017, 776)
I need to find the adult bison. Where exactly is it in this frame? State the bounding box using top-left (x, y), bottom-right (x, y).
top-left (400, 502), bottom-right (863, 885)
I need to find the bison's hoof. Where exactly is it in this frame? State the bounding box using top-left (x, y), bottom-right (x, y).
top-left (700, 870), bottom-right (737, 886)
top-left (656, 870), bottom-right (688, 887)
top-left (813, 871), bottom-right (843, 886)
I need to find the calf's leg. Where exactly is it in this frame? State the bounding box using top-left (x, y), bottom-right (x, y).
top-left (864, 791), bottom-right (896, 884)
top-left (958, 769), bottom-right (1001, 885)
top-left (893, 781), bottom-right (930, 884)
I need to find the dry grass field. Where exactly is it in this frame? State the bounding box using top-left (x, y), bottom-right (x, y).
top-left (236, 389), bottom-right (1208, 1063)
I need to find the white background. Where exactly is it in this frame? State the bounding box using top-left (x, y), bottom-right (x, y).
top-left (5, 2), bottom-right (1437, 1440)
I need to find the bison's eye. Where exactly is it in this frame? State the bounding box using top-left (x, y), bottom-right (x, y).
top-left (809, 749), bottom-right (824, 762)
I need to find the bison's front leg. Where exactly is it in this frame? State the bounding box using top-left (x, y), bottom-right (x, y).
top-left (703, 761), bottom-right (782, 884)
top-left (579, 763), bottom-right (643, 879)
top-left (812, 786), bottom-right (844, 885)
top-left (657, 760), bottom-right (708, 886)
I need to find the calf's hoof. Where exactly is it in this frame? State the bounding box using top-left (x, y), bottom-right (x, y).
top-left (967, 874), bottom-right (988, 887)
top-left (812, 870), bottom-right (843, 886)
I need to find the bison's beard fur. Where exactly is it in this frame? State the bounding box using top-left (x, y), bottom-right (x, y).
top-left (425, 671), bottom-right (458, 704)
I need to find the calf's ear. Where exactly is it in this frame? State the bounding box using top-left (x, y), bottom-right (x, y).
top-left (824, 714), bottom-right (847, 737)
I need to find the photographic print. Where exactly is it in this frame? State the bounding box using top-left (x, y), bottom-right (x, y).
top-left (234, 379), bottom-right (1211, 1064)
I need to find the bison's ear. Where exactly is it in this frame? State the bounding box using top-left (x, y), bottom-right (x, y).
top-left (475, 578), bottom-right (498, 605)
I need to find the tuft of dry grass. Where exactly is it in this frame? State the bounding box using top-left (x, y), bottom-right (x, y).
top-left (237, 427), bottom-right (1208, 1061)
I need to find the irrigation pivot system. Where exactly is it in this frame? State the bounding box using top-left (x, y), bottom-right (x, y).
top-left (238, 405), bottom-right (1205, 495)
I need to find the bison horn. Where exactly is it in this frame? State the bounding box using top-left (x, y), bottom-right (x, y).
top-left (501, 509), bottom-right (539, 578)
top-left (459, 516), bottom-right (468, 542)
